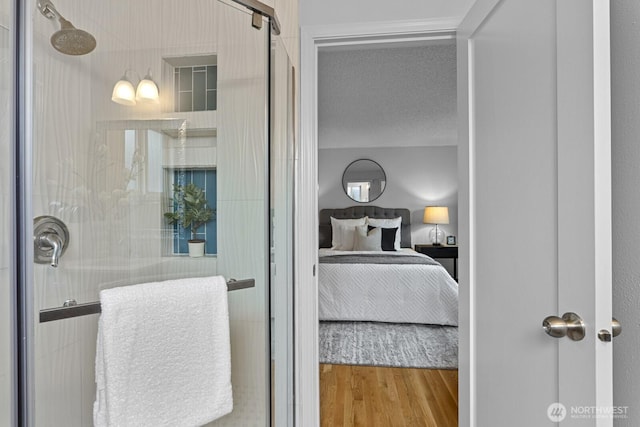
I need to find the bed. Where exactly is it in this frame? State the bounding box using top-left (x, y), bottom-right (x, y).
top-left (318, 206), bottom-right (458, 326)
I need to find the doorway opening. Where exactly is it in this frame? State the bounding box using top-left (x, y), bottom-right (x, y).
top-left (301, 27), bottom-right (461, 426)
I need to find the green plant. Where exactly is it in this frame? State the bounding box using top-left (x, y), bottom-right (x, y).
top-left (164, 182), bottom-right (215, 242)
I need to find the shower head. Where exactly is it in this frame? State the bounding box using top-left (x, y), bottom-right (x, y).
top-left (50, 16), bottom-right (97, 56)
top-left (38, 0), bottom-right (96, 56)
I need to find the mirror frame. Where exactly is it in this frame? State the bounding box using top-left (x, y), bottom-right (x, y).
top-left (341, 158), bottom-right (387, 203)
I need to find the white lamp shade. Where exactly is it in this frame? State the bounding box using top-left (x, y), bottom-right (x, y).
top-left (111, 77), bottom-right (136, 106)
top-left (423, 206), bottom-right (450, 224)
top-left (135, 76), bottom-right (159, 104)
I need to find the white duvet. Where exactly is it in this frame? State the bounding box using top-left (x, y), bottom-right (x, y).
top-left (318, 248), bottom-right (458, 326)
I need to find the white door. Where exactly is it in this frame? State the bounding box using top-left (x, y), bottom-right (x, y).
top-left (458, 0), bottom-right (613, 426)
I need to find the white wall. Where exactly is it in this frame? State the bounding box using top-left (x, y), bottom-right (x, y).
top-left (300, 0), bottom-right (473, 27)
top-left (319, 146), bottom-right (458, 244)
top-left (611, 1), bottom-right (640, 425)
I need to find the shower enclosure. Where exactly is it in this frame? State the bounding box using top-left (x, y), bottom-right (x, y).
top-left (3, 0), bottom-right (295, 425)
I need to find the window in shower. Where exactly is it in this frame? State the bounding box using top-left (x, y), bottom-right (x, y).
top-left (165, 168), bottom-right (217, 255)
top-left (174, 65), bottom-right (217, 112)
top-left (163, 55), bottom-right (217, 113)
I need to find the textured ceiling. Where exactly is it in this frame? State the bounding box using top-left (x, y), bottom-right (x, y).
top-left (318, 42), bottom-right (457, 149)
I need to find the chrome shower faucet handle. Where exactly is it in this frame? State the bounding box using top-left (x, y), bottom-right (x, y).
top-left (34, 216), bottom-right (69, 268)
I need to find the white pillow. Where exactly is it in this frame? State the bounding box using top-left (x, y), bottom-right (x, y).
top-left (367, 217), bottom-right (402, 250)
top-left (354, 225), bottom-right (382, 251)
top-left (336, 224), bottom-right (359, 251)
top-left (330, 217), bottom-right (367, 249)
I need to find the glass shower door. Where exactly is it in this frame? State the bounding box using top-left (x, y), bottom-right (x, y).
top-left (25, 0), bottom-right (275, 425)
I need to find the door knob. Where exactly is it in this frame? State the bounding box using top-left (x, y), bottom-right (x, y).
top-left (599, 318), bottom-right (622, 342)
top-left (612, 318), bottom-right (622, 337)
top-left (542, 312), bottom-right (585, 341)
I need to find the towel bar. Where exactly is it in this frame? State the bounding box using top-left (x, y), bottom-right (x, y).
top-left (39, 278), bottom-right (255, 323)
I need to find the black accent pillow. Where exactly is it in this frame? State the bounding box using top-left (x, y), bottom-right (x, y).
top-left (367, 225), bottom-right (398, 251)
top-left (368, 225), bottom-right (397, 251)
top-left (381, 227), bottom-right (398, 251)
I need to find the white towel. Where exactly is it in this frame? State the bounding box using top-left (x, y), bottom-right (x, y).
top-left (94, 276), bottom-right (233, 427)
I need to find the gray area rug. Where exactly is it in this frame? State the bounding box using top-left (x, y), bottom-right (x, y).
top-left (319, 321), bottom-right (458, 369)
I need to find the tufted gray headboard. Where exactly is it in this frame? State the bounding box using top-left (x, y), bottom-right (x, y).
top-left (319, 206), bottom-right (412, 248)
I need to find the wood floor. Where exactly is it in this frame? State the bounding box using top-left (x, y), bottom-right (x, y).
top-left (320, 364), bottom-right (458, 427)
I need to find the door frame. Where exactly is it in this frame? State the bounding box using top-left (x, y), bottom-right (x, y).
top-left (296, 17), bottom-right (467, 427)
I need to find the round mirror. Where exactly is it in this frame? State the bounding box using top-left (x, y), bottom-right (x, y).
top-left (342, 159), bottom-right (387, 203)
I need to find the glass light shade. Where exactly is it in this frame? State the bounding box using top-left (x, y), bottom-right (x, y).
top-left (111, 76), bottom-right (136, 106)
top-left (135, 76), bottom-right (159, 104)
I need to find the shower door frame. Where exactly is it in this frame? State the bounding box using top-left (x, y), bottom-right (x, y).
top-left (15, 0), bottom-right (36, 423)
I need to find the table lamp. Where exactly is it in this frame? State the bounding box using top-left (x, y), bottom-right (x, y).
top-left (423, 206), bottom-right (449, 246)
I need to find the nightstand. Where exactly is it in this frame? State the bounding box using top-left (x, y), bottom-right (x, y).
top-left (414, 245), bottom-right (458, 281)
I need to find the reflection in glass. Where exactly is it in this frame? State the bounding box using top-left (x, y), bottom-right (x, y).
top-left (342, 159), bottom-right (387, 203)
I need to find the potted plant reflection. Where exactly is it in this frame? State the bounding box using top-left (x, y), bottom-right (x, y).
top-left (164, 183), bottom-right (215, 257)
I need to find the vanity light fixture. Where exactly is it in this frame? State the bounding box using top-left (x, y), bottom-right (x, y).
top-left (136, 69), bottom-right (160, 104)
top-left (111, 69), bottom-right (159, 106)
top-left (111, 71), bottom-right (136, 105)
